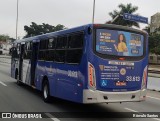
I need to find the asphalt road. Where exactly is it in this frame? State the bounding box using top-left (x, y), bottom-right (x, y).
top-left (0, 62), bottom-right (160, 121)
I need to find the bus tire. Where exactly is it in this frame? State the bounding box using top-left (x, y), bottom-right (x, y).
top-left (15, 69), bottom-right (18, 79)
top-left (17, 79), bottom-right (22, 86)
top-left (42, 80), bottom-right (51, 103)
top-left (15, 70), bottom-right (22, 86)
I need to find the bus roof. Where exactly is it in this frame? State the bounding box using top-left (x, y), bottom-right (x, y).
top-left (14, 23), bottom-right (147, 44)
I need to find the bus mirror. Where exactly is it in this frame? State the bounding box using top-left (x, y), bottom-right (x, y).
top-left (88, 27), bottom-right (92, 35)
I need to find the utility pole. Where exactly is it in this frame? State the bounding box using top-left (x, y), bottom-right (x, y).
top-left (92, 0), bottom-right (95, 24)
top-left (16, 0), bottom-right (19, 40)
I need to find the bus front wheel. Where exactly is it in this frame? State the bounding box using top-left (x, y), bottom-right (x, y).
top-left (42, 81), bottom-right (51, 103)
top-left (15, 70), bottom-right (22, 86)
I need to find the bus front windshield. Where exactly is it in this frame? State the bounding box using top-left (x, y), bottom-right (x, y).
top-left (96, 29), bottom-right (144, 57)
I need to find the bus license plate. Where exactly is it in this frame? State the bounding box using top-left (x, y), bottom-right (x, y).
top-left (116, 81), bottom-right (126, 86)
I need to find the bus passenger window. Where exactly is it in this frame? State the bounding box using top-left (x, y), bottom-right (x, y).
top-left (55, 50), bottom-right (65, 62)
top-left (56, 36), bottom-right (67, 49)
top-left (66, 49), bottom-right (82, 63)
top-left (40, 40), bottom-right (48, 50)
top-left (68, 33), bottom-right (83, 48)
top-left (45, 50), bottom-right (54, 61)
top-left (38, 51), bottom-right (45, 60)
top-left (48, 38), bottom-right (56, 49)
top-left (12, 47), bottom-right (18, 58)
top-left (66, 32), bottom-right (84, 64)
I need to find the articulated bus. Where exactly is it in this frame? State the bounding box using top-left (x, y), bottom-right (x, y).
top-left (11, 24), bottom-right (148, 104)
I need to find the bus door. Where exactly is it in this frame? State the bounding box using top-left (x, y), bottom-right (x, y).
top-left (18, 42), bottom-right (25, 82)
top-left (11, 47), bottom-right (18, 78)
top-left (31, 41), bottom-right (39, 86)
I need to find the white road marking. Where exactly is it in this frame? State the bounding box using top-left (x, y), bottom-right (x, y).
top-left (147, 96), bottom-right (160, 101)
top-left (0, 81), bottom-right (7, 86)
top-left (125, 108), bottom-right (160, 121)
top-left (124, 108), bottom-right (138, 112)
top-left (153, 118), bottom-right (160, 121)
top-left (45, 113), bottom-right (60, 121)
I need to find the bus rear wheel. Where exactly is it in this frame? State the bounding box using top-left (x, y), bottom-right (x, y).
top-left (15, 71), bottom-right (22, 86)
top-left (42, 81), bottom-right (51, 103)
top-left (17, 79), bottom-right (22, 86)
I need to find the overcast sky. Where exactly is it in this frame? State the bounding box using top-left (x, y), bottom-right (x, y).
top-left (1, 0), bottom-right (160, 38)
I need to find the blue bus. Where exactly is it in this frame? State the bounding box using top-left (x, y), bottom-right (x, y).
top-left (11, 24), bottom-right (148, 103)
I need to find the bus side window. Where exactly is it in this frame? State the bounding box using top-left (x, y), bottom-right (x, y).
top-left (68, 33), bottom-right (83, 48)
top-left (12, 47), bottom-right (18, 58)
top-left (45, 50), bottom-right (55, 61)
top-left (39, 39), bottom-right (48, 50)
top-left (38, 51), bottom-right (45, 60)
top-left (46, 38), bottom-right (56, 61)
top-left (48, 38), bottom-right (56, 49)
top-left (38, 51), bottom-right (42, 60)
top-left (56, 36), bottom-right (67, 49)
top-left (55, 50), bottom-right (65, 62)
top-left (66, 49), bottom-right (82, 64)
top-left (38, 39), bottom-right (48, 61)
top-left (24, 42), bottom-right (32, 60)
top-left (23, 43), bottom-right (27, 59)
top-left (66, 32), bottom-right (84, 64)
top-left (55, 36), bottom-right (67, 63)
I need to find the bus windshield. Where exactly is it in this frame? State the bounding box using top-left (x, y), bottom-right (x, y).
top-left (96, 29), bottom-right (144, 57)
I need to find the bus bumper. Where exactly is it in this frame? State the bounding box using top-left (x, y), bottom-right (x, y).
top-left (83, 89), bottom-right (147, 104)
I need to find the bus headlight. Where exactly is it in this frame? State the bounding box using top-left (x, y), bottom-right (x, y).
top-left (88, 62), bottom-right (96, 90)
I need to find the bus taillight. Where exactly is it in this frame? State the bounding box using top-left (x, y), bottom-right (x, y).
top-left (88, 62), bottom-right (96, 89)
top-left (142, 66), bottom-right (148, 89)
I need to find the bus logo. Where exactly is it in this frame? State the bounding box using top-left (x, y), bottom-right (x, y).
top-left (99, 65), bottom-right (104, 71)
top-left (120, 68), bottom-right (126, 75)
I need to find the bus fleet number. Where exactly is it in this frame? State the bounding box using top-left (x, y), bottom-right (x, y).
top-left (126, 76), bottom-right (140, 82)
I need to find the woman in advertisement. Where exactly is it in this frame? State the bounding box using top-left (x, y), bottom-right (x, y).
top-left (114, 33), bottom-right (128, 54)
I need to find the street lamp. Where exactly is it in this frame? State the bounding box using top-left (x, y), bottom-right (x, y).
top-left (16, 0), bottom-right (19, 40)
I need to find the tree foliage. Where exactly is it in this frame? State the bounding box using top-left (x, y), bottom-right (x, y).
top-left (143, 25), bottom-right (160, 55)
top-left (0, 34), bottom-right (10, 42)
top-left (108, 3), bottom-right (139, 28)
top-left (24, 22), bottom-right (66, 38)
top-left (143, 25), bottom-right (150, 33)
top-left (149, 33), bottom-right (160, 55)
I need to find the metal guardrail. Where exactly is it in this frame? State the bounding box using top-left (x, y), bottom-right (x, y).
top-left (148, 70), bottom-right (160, 74)
top-left (0, 55), bottom-right (11, 64)
top-left (0, 55), bottom-right (11, 58)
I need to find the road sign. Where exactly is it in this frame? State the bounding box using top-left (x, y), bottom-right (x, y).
top-left (123, 13), bottom-right (148, 24)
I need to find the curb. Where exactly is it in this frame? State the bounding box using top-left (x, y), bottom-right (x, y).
top-left (147, 89), bottom-right (160, 92)
top-left (148, 75), bottom-right (160, 78)
top-left (0, 61), bottom-right (11, 64)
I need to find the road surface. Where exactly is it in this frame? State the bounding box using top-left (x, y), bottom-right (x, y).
top-left (0, 62), bottom-right (160, 121)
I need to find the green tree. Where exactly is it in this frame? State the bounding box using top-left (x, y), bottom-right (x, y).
top-left (154, 27), bottom-right (160, 34)
top-left (0, 34), bottom-right (10, 42)
top-left (108, 3), bottom-right (139, 28)
top-left (149, 33), bottom-right (160, 55)
top-left (24, 22), bottom-right (66, 38)
top-left (143, 25), bottom-right (150, 33)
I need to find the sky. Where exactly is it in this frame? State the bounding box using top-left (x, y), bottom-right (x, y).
top-left (0, 0), bottom-right (160, 39)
